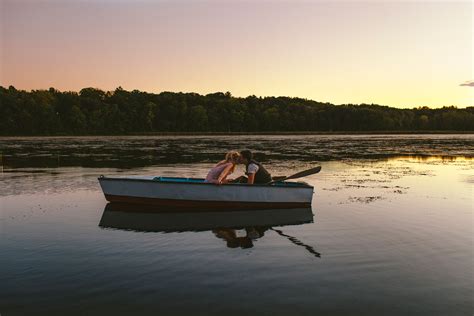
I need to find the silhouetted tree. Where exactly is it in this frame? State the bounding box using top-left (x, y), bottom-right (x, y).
top-left (0, 86), bottom-right (473, 135)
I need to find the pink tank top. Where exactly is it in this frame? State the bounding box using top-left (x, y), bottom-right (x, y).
top-left (205, 162), bottom-right (233, 183)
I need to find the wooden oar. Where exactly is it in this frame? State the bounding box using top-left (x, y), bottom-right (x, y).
top-left (268, 165), bottom-right (322, 184)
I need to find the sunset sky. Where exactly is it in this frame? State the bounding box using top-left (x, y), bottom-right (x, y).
top-left (1, 0), bottom-right (473, 108)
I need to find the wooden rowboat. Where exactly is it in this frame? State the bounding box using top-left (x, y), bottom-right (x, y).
top-left (98, 175), bottom-right (314, 210)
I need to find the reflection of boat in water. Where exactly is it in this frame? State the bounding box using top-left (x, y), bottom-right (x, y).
top-left (99, 203), bottom-right (321, 257)
top-left (98, 176), bottom-right (314, 210)
top-left (99, 203), bottom-right (314, 232)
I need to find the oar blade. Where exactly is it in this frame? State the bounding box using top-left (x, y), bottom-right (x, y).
top-left (285, 165), bottom-right (322, 180)
top-left (268, 165), bottom-right (322, 184)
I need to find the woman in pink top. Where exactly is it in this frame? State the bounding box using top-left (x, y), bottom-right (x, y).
top-left (205, 151), bottom-right (240, 184)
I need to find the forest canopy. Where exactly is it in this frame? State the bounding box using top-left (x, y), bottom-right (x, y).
top-left (1, 86), bottom-right (473, 135)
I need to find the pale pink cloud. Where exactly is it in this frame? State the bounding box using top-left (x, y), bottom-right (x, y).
top-left (460, 81), bottom-right (474, 87)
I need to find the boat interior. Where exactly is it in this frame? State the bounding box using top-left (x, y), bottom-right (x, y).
top-left (152, 176), bottom-right (311, 187)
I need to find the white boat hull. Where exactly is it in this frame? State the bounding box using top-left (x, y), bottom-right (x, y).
top-left (98, 176), bottom-right (314, 210)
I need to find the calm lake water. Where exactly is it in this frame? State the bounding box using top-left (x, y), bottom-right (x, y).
top-left (1, 135), bottom-right (473, 315)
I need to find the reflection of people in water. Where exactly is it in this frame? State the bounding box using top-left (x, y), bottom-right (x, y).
top-left (212, 227), bottom-right (269, 249)
top-left (213, 226), bottom-right (321, 258)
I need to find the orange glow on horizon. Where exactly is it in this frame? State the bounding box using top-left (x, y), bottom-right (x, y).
top-left (1, 0), bottom-right (472, 108)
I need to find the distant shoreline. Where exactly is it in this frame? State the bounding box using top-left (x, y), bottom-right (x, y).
top-left (1, 131), bottom-right (473, 138)
top-left (2, 87), bottom-right (473, 136)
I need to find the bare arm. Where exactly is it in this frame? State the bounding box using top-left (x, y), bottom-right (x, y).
top-left (247, 173), bottom-right (255, 184)
top-left (217, 164), bottom-right (234, 184)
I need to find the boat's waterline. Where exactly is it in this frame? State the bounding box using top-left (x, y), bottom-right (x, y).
top-left (98, 176), bottom-right (314, 210)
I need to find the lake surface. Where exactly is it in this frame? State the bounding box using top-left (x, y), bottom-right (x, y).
top-left (1, 135), bottom-right (473, 315)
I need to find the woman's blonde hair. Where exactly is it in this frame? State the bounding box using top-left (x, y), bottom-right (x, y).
top-left (225, 150), bottom-right (240, 163)
top-left (216, 150), bottom-right (240, 173)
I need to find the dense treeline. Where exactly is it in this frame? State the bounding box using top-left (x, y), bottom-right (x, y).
top-left (1, 86), bottom-right (473, 135)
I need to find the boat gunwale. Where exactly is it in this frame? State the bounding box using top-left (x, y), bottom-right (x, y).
top-left (98, 176), bottom-right (314, 190)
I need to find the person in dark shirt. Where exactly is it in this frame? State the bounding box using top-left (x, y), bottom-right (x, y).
top-left (237, 150), bottom-right (272, 184)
